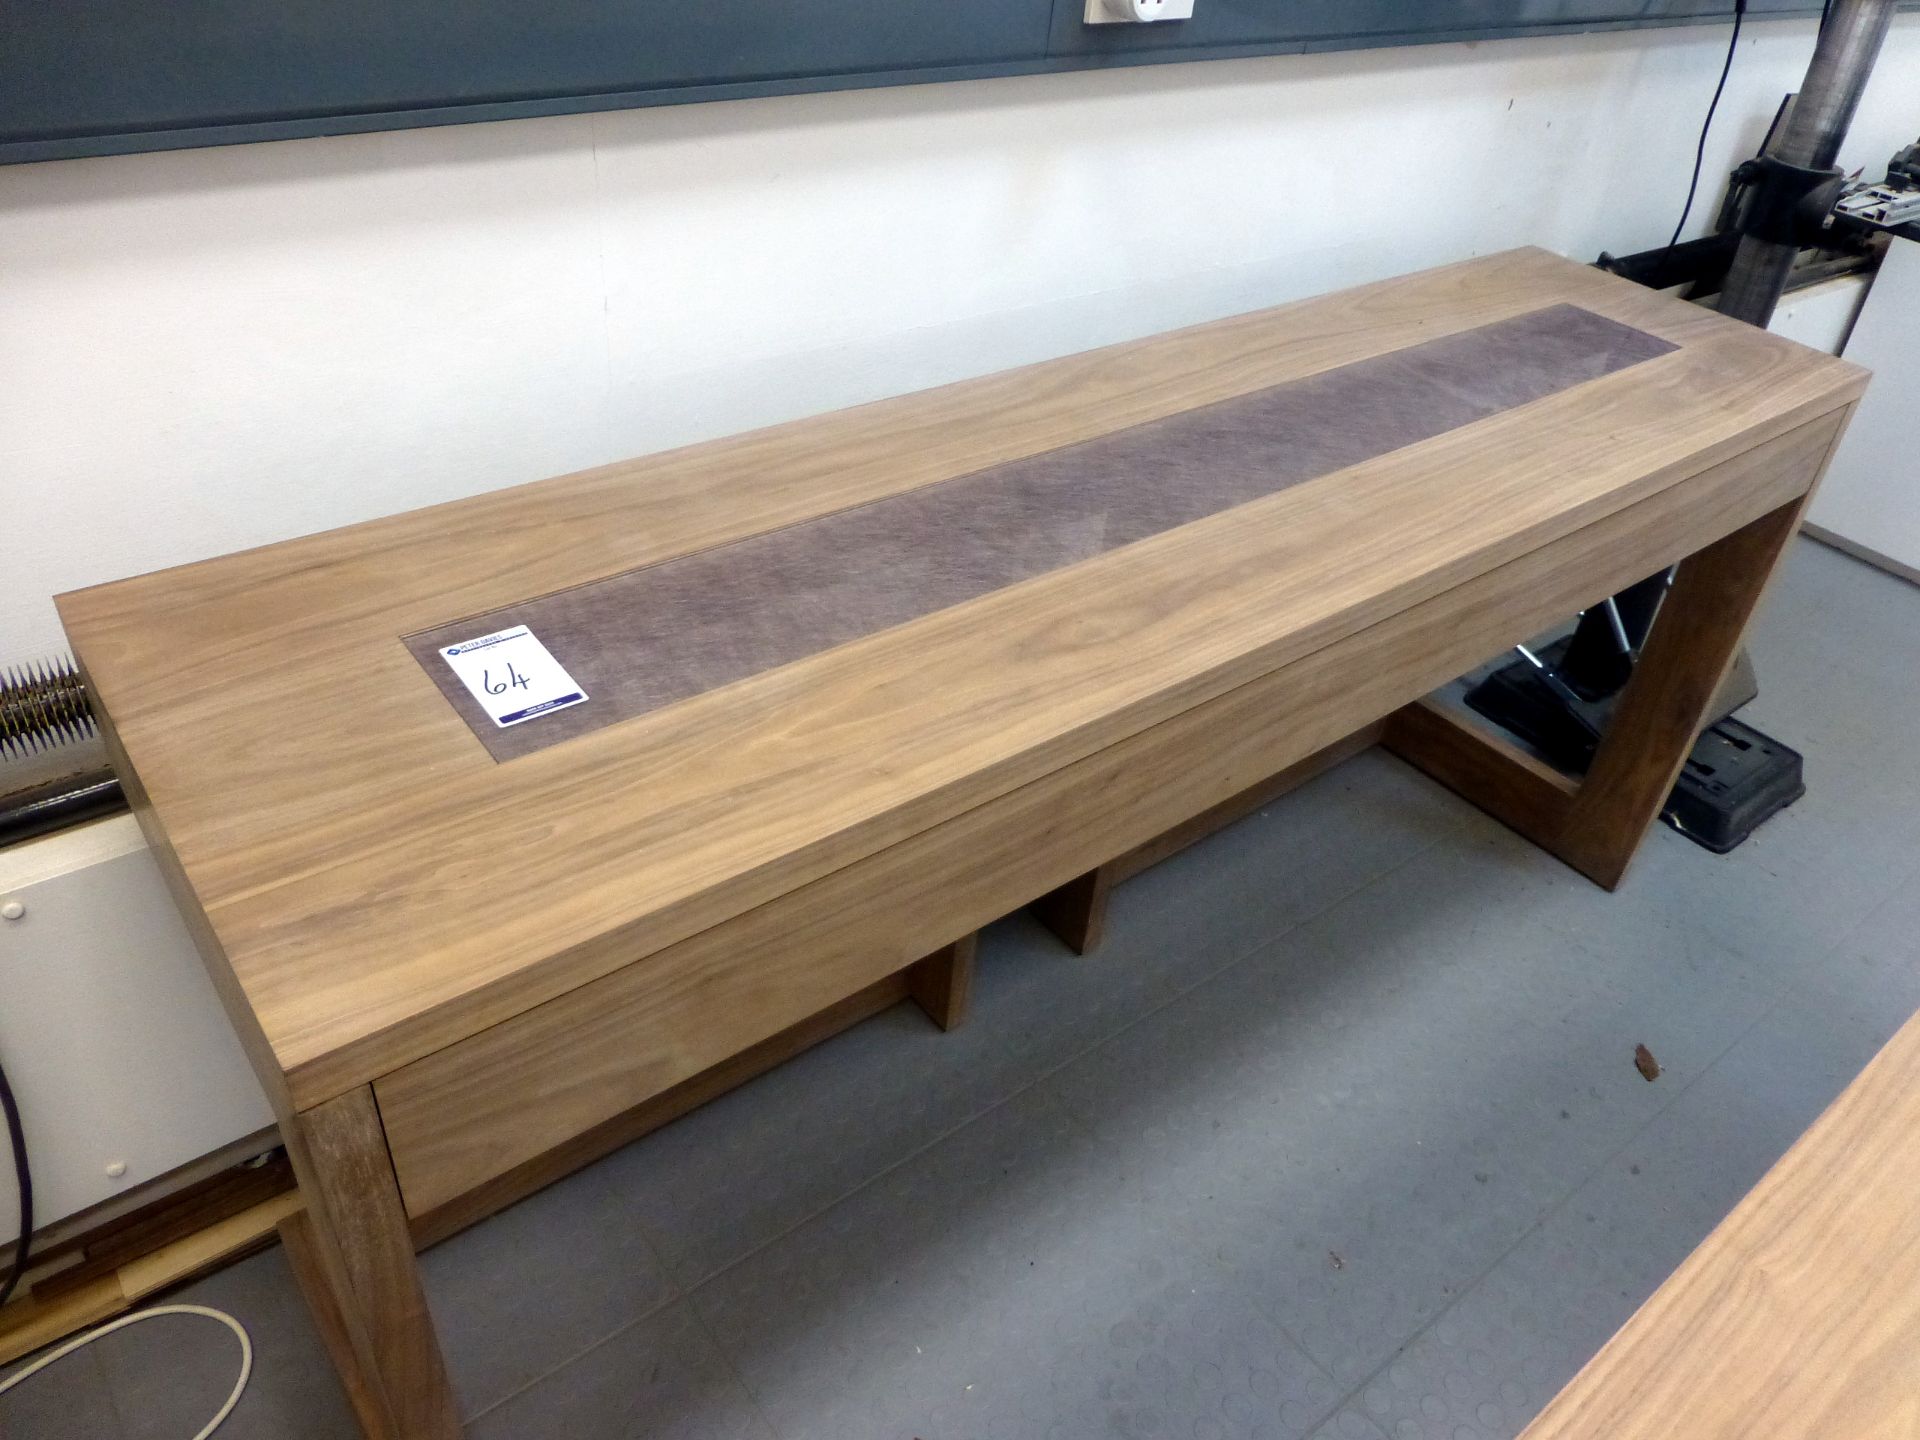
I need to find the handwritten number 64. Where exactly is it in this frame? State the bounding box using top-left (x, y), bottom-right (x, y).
top-left (483, 663), bottom-right (533, 696)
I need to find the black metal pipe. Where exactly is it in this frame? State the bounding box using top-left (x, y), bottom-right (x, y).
top-left (1564, 0), bottom-right (1898, 703)
top-left (0, 771), bottom-right (126, 849)
top-left (0, 1045), bottom-right (31, 1310)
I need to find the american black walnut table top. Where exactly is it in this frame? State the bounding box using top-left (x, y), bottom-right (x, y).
top-left (404, 303), bottom-right (1670, 760)
top-left (56, 247), bottom-right (1867, 1110)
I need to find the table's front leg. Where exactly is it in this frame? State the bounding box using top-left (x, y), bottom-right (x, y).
top-left (1546, 494), bottom-right (1809, 887)
top-left (279, 1086), bottom-right (461, 1440)
top-left (1389, 487), bottom-right (1820, 891)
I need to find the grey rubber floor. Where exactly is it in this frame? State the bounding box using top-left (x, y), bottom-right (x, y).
top-left (7, 537), bottom-right (1919, 1440)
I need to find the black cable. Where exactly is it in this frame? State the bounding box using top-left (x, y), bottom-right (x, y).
top-left (0, 1052), bottom-right (31, 1310)
top-left (1667, 0), bottom-right (1750, 251)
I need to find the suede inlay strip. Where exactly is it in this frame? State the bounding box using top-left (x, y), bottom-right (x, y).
top-left (409, 303), bottom-right (1675, 760)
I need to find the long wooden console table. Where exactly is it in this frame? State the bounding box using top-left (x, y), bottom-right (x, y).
top-left (58, 248), bottom-right (1864, 1436)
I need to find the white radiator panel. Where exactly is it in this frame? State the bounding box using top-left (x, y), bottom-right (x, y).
top-left (1809, 239), bottom-right (1920, 583)
top-left (0, 815), bottom-right (273, 1244)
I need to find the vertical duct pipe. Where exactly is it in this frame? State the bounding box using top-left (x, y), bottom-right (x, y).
top-left (1717, 0), bottom-right (1897, 327)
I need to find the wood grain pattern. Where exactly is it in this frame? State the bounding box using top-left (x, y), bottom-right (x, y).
top-left (374, 410), bottom-right (1847, 1220)
top-left (1383, 700), bottom-right (1579, 851)
top-left (286, 1090), bottom-right (459, 1440)
top-left (1388, 489), bottom-right (1808, 890)
top-left (406, 972), bottom-right (915, 1249)
top-left (1031, 868), bottom-right (1114, 956)
top-left (278, 1209), bottom-right (394, 1440)
top-left (405, 305), bottom-right (1669, 760)
top-left (1392, 404), bottom-right (1851, 891)
top-left (1518, 1005), bottom-right (1920, 1440)
top-left (401, 727), bottom-right (1361, 1241)
top-left (1028, 727), bottom-right (1381, 956)
top-left (907, 934), bottom-right (976, 1032)
top-left (55, 249), bottom-right (1867, 1110)
top-left (53, 253), bottom-right (1866, 1440)
top-left (1551, 494), bottom-right (1820, 888)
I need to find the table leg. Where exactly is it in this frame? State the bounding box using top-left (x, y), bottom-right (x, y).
top-left (282, 1087), bottom-right (461, 1439)
top-left (907, 934), bottom-right (977, 1030)
top-left (278, 1210), bottom-right (396, 1440)
top-left (1030, 725), bottom-right (1386, 953)
top-left (1549, 496), bottom-right (1808, 887)
top-left (1388, 491), bottom-right (1816, 891)
top-left (1031, 868), bottom-right (1113, 955)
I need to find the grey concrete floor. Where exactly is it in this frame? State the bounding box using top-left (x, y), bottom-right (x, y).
top-left (6, 537), bottom-right (1919, 1440)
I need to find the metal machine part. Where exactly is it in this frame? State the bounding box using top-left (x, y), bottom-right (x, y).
top-left (0, 656), bottom-right (124, 848)
top-left (1463, 639), bottom-right (1799, 854)
top-left (1835, 179), bottom-right (1920, 233)
top-left (1586, 0), bottom-right (1900, 669)
top-left (1478, 2), bottom-right (1903, 853)
top-left (1833, 138), bottom-right (1920, 240)
top-left (1718, 0), bottom-right (1899, 327)
top-left (0, 657), bottom-right (95, 759)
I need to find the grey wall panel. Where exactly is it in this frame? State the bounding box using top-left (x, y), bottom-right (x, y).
top-left (1051, 0), bottom-right (1824, 59)
top-left (0, 1), bottom-right (1860, 166)
top-left (0, 0), bottom-right (1048, 140)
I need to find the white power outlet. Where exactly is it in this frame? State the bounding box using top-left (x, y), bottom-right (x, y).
top-left (1084, 0), bottom-right (1194, 22)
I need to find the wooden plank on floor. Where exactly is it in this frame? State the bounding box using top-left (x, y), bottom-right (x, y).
top-left (0, 1190), bottom-right (301, 1367)
top-left (1383, 697), bottom-right (1578, 853)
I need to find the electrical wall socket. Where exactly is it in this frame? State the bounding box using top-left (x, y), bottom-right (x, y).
top-left (1084, 0), bottom-right (1194, 23)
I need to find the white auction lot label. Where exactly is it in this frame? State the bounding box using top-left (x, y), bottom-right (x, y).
top-left (439, 625), bottom-right (589, 728)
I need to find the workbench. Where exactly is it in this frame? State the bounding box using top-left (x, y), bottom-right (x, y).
top-left (57, 248), bottom-right (1864, 1437)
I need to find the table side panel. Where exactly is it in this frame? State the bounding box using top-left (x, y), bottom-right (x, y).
top-left (375, 408), bottom-right (1844, 1218)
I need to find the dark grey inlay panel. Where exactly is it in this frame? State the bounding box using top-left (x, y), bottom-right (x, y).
top-left (407, 304), bottom-right (1674, 761)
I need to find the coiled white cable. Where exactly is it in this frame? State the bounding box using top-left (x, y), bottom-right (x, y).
top-left (0, 1303), bottom-right (252, 1440)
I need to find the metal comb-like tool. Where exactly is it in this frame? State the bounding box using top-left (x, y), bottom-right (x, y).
top-left (0, 655), bottom-right (97, 759)
top-left (0, 655), bottom-right (122, 846)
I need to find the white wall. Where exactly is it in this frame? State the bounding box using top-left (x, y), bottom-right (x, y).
top-left (3, 17), bottom-right (1918, 659)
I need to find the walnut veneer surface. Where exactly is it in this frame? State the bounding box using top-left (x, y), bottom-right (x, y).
top-left (56, 247), bottom-right (1865, 1113)
top-left (405, 303), bottom-right (1671, 759)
